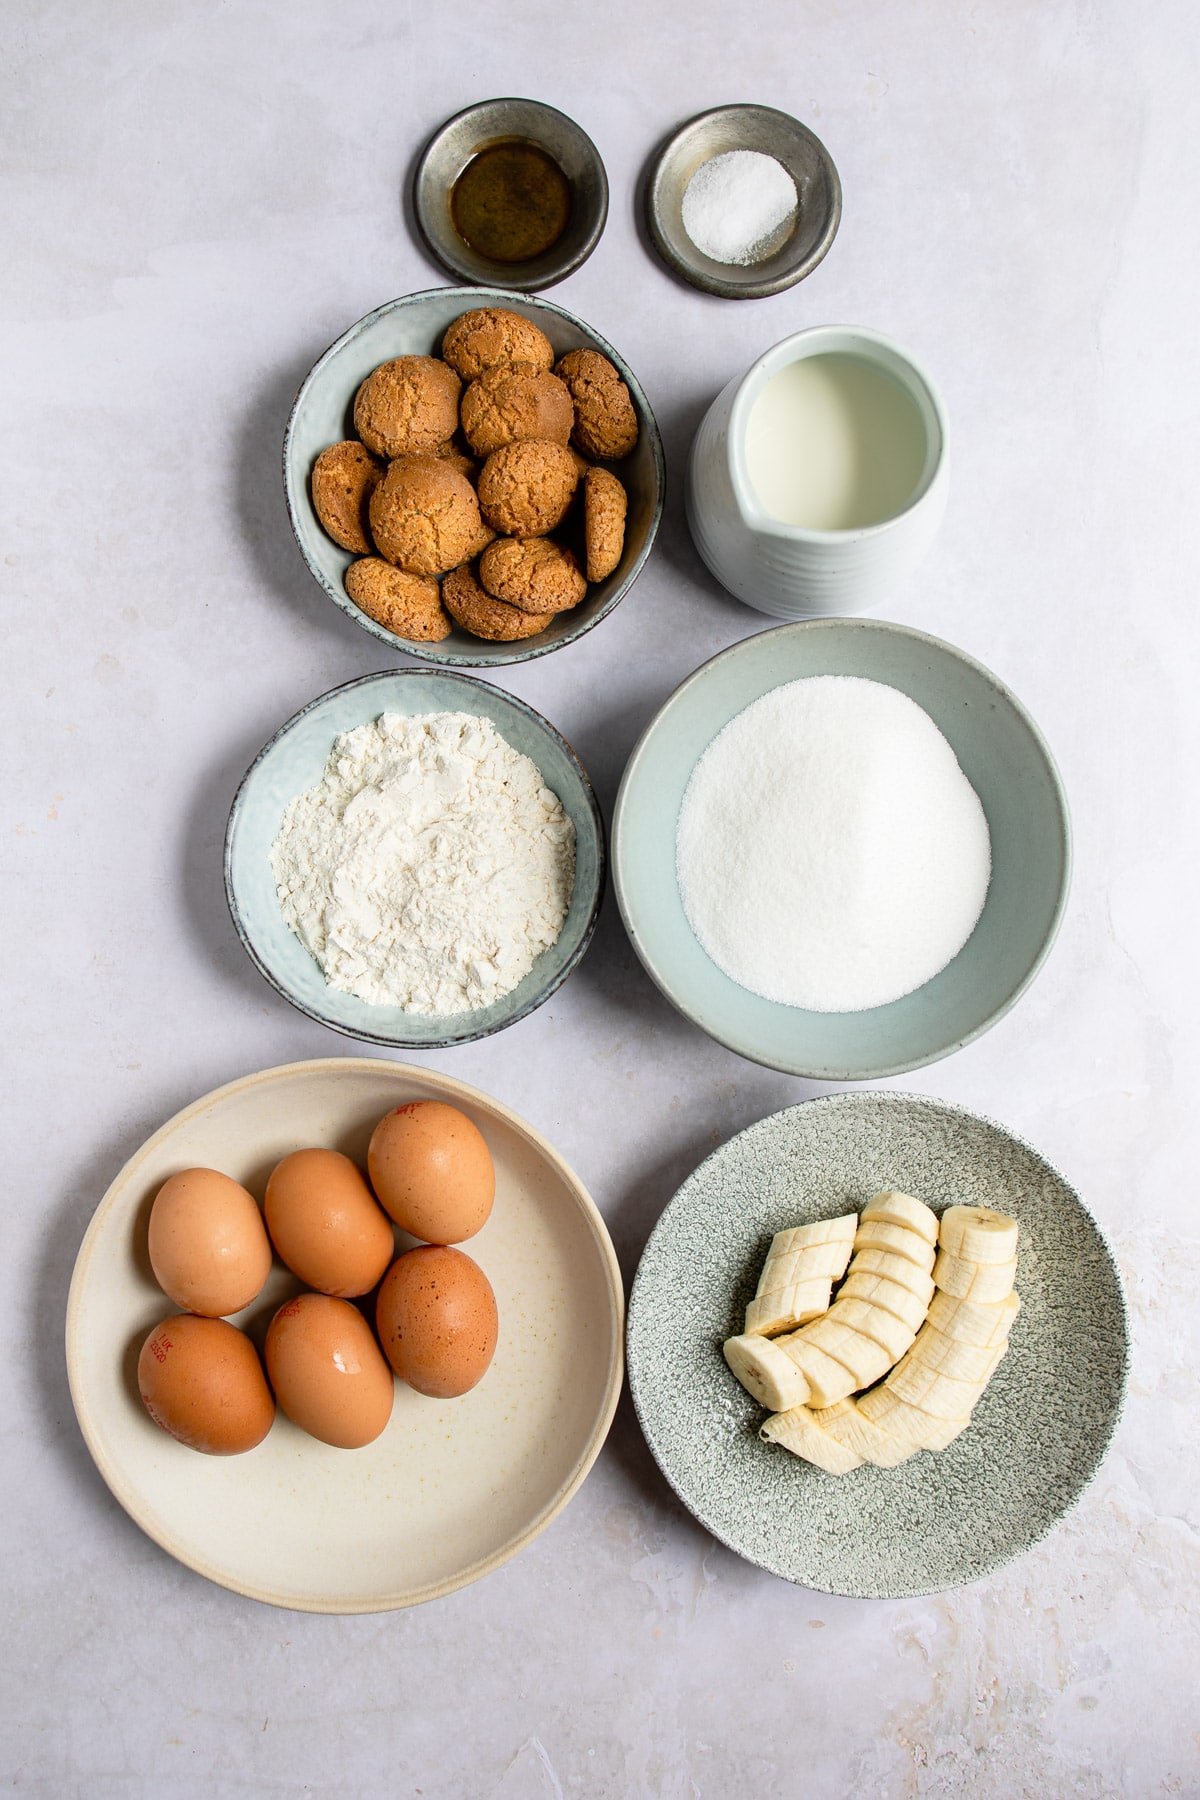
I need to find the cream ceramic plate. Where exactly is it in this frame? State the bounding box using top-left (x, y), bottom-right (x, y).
top-left (66, 1059), bottom-right (623, 1612)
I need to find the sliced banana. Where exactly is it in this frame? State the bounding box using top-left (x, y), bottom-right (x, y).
top-left (886, 1354), bottom-right (985, 1420)
top-left (906, 1323), bottom-right (999, 1382)
top-left (782, 1338), bottom-right (859, 1410)
top-left (812, 1398), bottom-right (917, 1469)
top-left (755, 1238), bottom-right (855, 1292)
top-left (744, 1277), bottom-right (832, 1338)
top-left (763, 1215), bottom-right (858, 1260)
top-left (760, 1402), bottom-right (863, 1474)
top-left (827, 1295), bottom-right (916, 1362)
top-left (839, 1271), bottom-right (930, 1332)
top-left (845, 1249), bottom-right (935, 1305)
top-left (800, 1315), bottom-right (894, 1390)
top-left (937, 1203), bottom-right (1019, 1265)
top-left (932, 1250), bottom-right (1018, 1303)
top-left (723, 1333), bottom-right (811, 1412)
top-left (853, 1220), bottom-right (936, 1270)
top-left (861, 1190), bottom-right (939, 1245)
top-left (926, 1288), bottom-right (1020, 1347)
top-left (857, 1384), bottom-right (966, 1452)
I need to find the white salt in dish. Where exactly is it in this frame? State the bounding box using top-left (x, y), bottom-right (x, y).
top-left (676, 676), bottom-right (991, 1013)
top-left (681, 149), bottom-right (797, 266)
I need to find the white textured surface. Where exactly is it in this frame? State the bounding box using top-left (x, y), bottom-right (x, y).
top-left (2, 2), bottom-right (1197, 1795)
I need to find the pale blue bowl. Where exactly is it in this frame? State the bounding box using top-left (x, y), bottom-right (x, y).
top-left (225, 670), bottom-right (604, 1048)
top-left (612, 619), bottom-right (1070, 1080)
top-left (284, 286), bottom-right (665, 667)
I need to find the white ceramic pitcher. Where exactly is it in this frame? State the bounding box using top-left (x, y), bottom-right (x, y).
top-left (685, 325), bottom-right (949, 618)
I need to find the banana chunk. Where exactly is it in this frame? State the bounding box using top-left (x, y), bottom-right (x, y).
top-left (932, 1249), bottom-right (1018, 1304)
top-left (760, 1401), bottom-right (863, 1474)
top-left (827, 1295), bottom-right (916, 1362)
top-left (886, 1354), bottom-right (986, 1420)
top-left (744, 1277), bottom-right (832, 1338)
top-left (763, 1215), bottom-right (858, 1259)
top-left (782, 1338), bottom-right (859, 1409)
top-left (800, 1314), bottom-right (895, 1389)
top-left (846, 1246), bottom-right (936, 1303)
top-left (926, 1288), bottom-right (1020, 1346)
top-left (756, 1238), bottom-right (855, 1290)
top-left (839, 1270), bottom-right (930, 1331)
top-left (853, 1220), bottom-right (936, 1271)
top-left (723, 1332), bottom-right (811, 1412)
top-left (938, 1203), bottom-right (1019, 1265)
top-left (812, 1398), bottom-right (917, 1469)
top-left (861, 1190), bottom-right (939, 1245)
top-left (857, 1384), bottom-right (969, 1453)
top-left (906, 1322), bottom-right (1000, 1382)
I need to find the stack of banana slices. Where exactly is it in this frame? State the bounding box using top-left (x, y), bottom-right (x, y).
top-left (723, 1194), bottom-right (1020, 1475)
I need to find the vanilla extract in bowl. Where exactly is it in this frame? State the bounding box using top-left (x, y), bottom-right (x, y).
top-left (451, 139), bottom-right (573, 264)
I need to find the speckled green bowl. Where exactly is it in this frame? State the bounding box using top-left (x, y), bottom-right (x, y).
top-left (627, 1091), bottom-right (1128, 1598)
top-left (284, 286), bottom-right (664, 667)
top-left (224, 669), bottom-right (604, 1048)
top-left (612, 618), bottom-right (1071, 1080)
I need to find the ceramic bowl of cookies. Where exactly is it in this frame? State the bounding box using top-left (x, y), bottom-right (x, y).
top-left (284, 288), bottom-right (665, 667)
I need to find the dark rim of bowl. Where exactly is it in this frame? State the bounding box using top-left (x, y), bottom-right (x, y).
top-left (282, 286), bottom-right (666, 668)
top-left (224, 668), bottom-right (607, 1049)
top-left (611, 616), bottom-right (1073, 1080)
top-left (412, 97), bottom-right (610, 290)
top-left (625, 1088), bottom-right (1130, 1599)
top-left (646, 103), bottom-right (843, 301)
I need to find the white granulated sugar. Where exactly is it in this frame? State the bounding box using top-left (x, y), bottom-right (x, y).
top-left (681, 149), bottom-right (798, 266)
top-left (270, 711), bottom-right (575, 1016)
top-left (676, 677), bottom-right (991, 1013)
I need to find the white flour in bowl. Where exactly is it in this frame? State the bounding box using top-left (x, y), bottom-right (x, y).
top-left (270, 711), bottom-right (575, 1016)
top-left (676, 676), bottom-right (990, 1012)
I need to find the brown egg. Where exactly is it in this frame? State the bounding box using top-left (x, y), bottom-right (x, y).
top-left (137, 1314), bottom-right (275, 1454)
top-left (264, 1294), bottom-right (395, 1449)
top-left (368, 1102), bottom-right (495, 1244)
top-left (264, 1149), bottom-right (395, 1298)
top-left (147, 1168), bottom-right (273, 1317)
top-left (375, 1246), bottom-right (498, 1398)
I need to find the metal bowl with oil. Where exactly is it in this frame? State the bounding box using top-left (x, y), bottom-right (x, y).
top-left (414, 98), bottom-right (608, 291)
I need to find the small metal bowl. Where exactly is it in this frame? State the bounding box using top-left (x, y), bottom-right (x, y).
top-left (414, 98), bottom-right (608, 291)
top-left (646, 104), bottom-right (842, 300)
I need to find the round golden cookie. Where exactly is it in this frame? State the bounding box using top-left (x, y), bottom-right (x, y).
top-left (477, 440), bottom-right (582, 538)
top-left (441, 308), bottom-right (555, 381)
top-left (442, 563), bottom-right (552, 642)
top-left (584, 466), bottom-right (628, 581)
top-left (368, 456), bottom-right (484, 576)
top-left (479, 536), bottom-right (587, 615)
top-left (554, 349), bottom-right (639, 461)
top-left (344, 559), bottom-right (452, 641)
top-left (460, 362), bottom-right (574, 457)
top-left (353, 356), bottom-right (462, 460)
top-left (310, 441), bottom-right (382, 555)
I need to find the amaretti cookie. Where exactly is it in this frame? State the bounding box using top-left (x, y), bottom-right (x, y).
top-left (368, 456), bottom-right (484, 576)
top-left (460, 363), bottom-right (574, 457)
top-left (311, 441), bottom-right (382, 555)
top-left (583, 466), bottom-right (627, 581)
top-left (479, 536), bottom-right (587, 614)
top-left (344, 559), bottom-right (452, 641)
top-left (554, 349), bottom-right (639, 460)
top-left (442, 308), bottom-right (555, 381)
top-left (477, 440), bottom-right (582, 538)
top-left (442, 563), bottom-right (552, 642)
top-left (353, 356), bottom-right (462, 459)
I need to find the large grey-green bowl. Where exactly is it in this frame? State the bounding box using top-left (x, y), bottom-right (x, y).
top-left (225, 669), bottom-right (604, 1048)
top-left (283, 287), bottom-right (664, 667)
top-left (612, 619), bottom-right (1070, 1080)
top-left (627, 1091), bottom-right (1128, 1597)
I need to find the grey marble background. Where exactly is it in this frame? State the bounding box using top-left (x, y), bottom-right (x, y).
top-left (3, 1), bottom-right (1197, 1795)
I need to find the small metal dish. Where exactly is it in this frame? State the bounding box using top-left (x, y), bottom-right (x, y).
top-left (414, 98), bottom-right (608, 291)
top-left (646, 104), bottom-right (842, 300)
